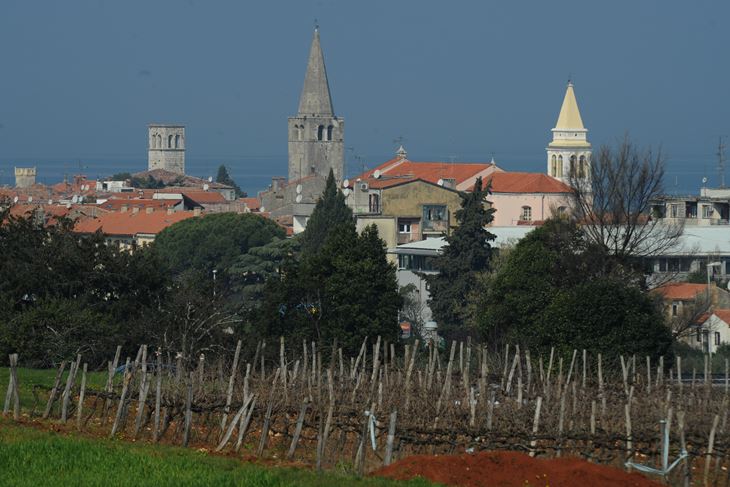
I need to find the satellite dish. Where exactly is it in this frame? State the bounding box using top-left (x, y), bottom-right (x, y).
top-left (373, 170), bottom-right (382, 179)
top-left (703, 177), bottom-right (708, 184)
top-left (343, 188), bottom-right (351, 197)
top-left (13, 196), bottom-right (18, 204)
top-left (259, 206), bottom-right (265, 212)
top-left (71, 195), bottom-right (78, 204)
top-left (27, 196), bottom-right (32, 203)
top-left (48, 199), bottom-right (52, 205)
top-left (296, 184), bottom-right (302, 194)
top-left (203, 184), bottom-right (209, 191)
top-left (343, 179), bottom-right (350, 188)
top-left (295, 194), bottom-right (303, 203)
top-left (66, 203), bottom-right (71, 209)
top-left (208, 176), bottom-right (213, 183)
top-left (437, 179), bottom-right (444, 186)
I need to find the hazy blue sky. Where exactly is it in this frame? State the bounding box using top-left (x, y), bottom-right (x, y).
top-left (0, 0), bottom-right (727, 193)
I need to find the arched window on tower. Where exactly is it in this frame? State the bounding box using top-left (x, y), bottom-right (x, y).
top-left (569, 155), bottom-right (577, 177)
top-left (557, 156), bottom-right (563, 177)
top-left (297, 125), bottom-right (303, 141)
top-left (157, 135), bottom-right (162, 148)
top-left (175, 134), bottom-right (180, 149)
top-left (317, 125), bottom-right (324, 141)
top-left (551, 155), bottom-right (557, 177)
top-left (327, 125), bottom-right (334, 141)
top-left (151, 134), bottom-right (156, 149)
top-left (579, 155), bottom-right (586, 178)
top-left (168, 135), bottom-right (173, 148)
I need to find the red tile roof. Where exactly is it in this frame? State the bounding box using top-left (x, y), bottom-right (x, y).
top-left (351, 157), bottom-right (499, 191)
top-left (712, 309), bottom-right (730, 325)
top-left (486, 172), bottom-right (573, 194)
top-left (654, 283), bottom-right (708, 301)
top-left (240, 197), bottom-right (261, 211)
top-left (74, 210), bottom-right (197, 236)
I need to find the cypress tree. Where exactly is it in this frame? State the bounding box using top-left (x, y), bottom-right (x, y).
top-left (426, 177), bottom-right (495, 339)
top-left (300, 169), bottom-right (354, 256)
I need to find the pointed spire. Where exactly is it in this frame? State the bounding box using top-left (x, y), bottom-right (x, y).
top-left (396, 145), bottom-right (407, 159)
top-left (554, 81), bottom-right (585, 130)
top-left (298, 28), bottom-right (334, 117)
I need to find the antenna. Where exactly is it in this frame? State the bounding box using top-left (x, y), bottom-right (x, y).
top-left (718, 136), bottom-right (726, 188)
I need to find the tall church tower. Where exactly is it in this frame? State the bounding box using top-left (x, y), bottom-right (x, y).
top-left (547, 82), bottom-right (591, 185)
top-left (288, 28), bottom-right (344, 183)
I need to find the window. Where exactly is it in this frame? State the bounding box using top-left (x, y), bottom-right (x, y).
top-left (551, 155), bottom-right (557, 177)
top-left (557, 155), bottom-right (563, 177)
top-left (422, 205), bottom-right (448, 232)
top-left (368, 193), bottom-right (380, 213)
top-left (174, 134), bottom-right (180, 149)
top-left (297, 125), bottom-right (303, 141)
top-left (521, 206), bottom-right (532, 221)
top-left (703, 205), bottom-right (713, 219)
top-left (398, 222), bottom-right (412, 234)
top-left (578, 155), bottom-right (586, 178)
top-left (168, 135), bottom-right (173, 148)
top-left (672, 302), bottom-right (679, 317)
top-left (670, 204), bottom-right (680, 218)
top-left (157, 134), bottom-right (162, 148)
top-left (716, 332), bottom-right (721, 346)
top-left (569, 155), bottom-right (576, 176)
top-left (317, 125), bottom-right (324, 141)
top-left (327, 125), bottom-right (334, 141)
top-left (697, 327), bottom-right (702, 343)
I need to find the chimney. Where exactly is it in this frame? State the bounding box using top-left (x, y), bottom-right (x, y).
top-left (120, 205), bottom-right (128, 213)
top-left (146, 207), bottom-right (154, 214)
top-left (132, 207), bottom-right (140, 214)
top-left (193, 207), bottom-right (202, 217)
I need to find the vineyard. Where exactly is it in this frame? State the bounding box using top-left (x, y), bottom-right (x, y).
top-left (4, 338), bottom-right (730, 485)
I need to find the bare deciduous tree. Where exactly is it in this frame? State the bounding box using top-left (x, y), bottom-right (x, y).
top-left (569, 137), bottom-right (684, 262)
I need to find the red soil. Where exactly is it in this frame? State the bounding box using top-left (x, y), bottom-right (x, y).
top-left (371, 451), bottom-right (663, 487)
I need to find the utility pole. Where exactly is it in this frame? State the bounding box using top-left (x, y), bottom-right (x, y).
top-left (717, 136), bottom-right (726, 188)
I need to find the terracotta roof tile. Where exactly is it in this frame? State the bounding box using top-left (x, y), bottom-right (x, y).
top-left (74, 210), bottom-right (197, 236)
top-left (712, 309), bottom-right (730, 325)
top-left (486, 172), bottom-right (573, 194)
top-left (351, 157), bottom-right (499, 191)
top-left (654, 283), bottom-right (708, 301)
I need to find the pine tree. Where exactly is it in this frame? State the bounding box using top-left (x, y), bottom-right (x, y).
top-left (426, 177), bottom-right (495, 339)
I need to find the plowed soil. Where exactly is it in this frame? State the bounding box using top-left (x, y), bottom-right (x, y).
top-left (371, 451), bottom-right (663, 487)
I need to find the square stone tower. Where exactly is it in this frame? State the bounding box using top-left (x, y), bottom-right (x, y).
top-left (14, 167), bottom-right (36, 188)
top-left (288, 28), bottom-right (344, 183)
top-left (148, 124), bottom-right (185, 175)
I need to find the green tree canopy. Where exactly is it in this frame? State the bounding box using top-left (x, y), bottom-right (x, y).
top-left (426, 177), bottom-right (495, 339)
top-left (479, 219), bottom-right (672, 360)
top-left (154, 213), bottom-right (285, 275)
top-left (256, 175), bottom-right (400, 354)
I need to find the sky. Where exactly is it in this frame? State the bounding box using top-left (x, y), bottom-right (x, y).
top-left (0, 0), bottom-right (727, 194)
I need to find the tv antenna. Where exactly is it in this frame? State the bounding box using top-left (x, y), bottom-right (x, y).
top-left (717, 136), bottom-right (726, 188)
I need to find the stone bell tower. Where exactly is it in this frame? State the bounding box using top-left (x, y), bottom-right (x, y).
top-left (288, 28), bottom-right (344, 183)
top-left (148, 124), bottom-right (185, 175)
